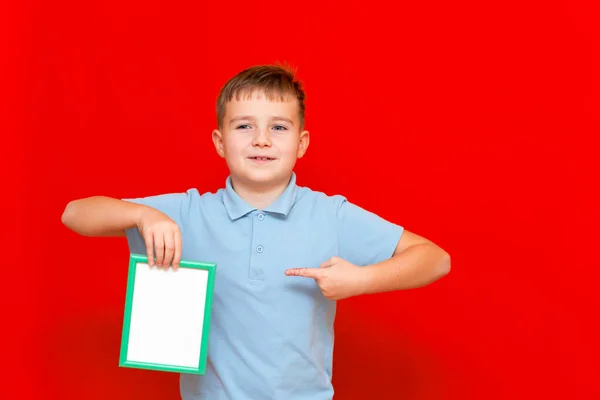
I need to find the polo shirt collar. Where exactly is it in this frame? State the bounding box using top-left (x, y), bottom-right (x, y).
top-left (223, 173), bottom-right (298, 220)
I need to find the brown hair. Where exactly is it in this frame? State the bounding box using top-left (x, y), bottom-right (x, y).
top-left (216, 63), bottom-right (306, 129)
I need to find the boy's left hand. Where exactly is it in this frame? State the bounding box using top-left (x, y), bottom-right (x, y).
top-left (285, 257), bottom-right (370, 301)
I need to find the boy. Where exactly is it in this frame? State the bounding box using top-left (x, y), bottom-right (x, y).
top-left (61, 64), bottom-right (450, 399)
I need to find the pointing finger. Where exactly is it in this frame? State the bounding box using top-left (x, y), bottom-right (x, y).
top-left (285, 267), bottom-right (322, 279)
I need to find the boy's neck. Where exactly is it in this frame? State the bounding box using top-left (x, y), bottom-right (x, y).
top-left (230, 175), bottom-right (292, 210)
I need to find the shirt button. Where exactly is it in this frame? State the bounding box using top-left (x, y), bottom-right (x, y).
top-left (257, 213), bottom-right (265, 221)
top-left (256, 245), bottom-right (264, 253)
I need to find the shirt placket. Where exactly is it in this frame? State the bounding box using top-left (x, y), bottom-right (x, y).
top-left (249, 210), bottom-right (266, 283)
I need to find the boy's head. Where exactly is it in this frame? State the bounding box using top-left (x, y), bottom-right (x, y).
top-left (212, 64), bottom-right (310, 189)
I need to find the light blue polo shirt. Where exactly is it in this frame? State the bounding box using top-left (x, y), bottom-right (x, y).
top-left (124, 173), bottom-right (404, 400)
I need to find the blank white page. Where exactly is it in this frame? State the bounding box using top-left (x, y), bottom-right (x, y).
top-left (126, 263), bottom-right (208, 368)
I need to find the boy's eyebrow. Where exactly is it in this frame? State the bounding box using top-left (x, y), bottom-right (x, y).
top-left (229, 116), bottom-right (295, 126)
top-left (229, 116), bottom-right (255, 124)
top-left (272, 117), bottom-right (295, 126)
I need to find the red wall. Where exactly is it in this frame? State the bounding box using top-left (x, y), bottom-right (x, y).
top-left (6, 0), bottom-right (599, 398)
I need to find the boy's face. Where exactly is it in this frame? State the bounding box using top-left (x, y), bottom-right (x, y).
top-left (212, 91), bottom-right (309, 188)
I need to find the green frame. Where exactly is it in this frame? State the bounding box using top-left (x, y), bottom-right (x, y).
top-left (119, 253), bottom-right (217, 375)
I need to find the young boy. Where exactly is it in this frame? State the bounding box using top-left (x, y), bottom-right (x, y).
top-left (62, 64), bottom-right (450, 400)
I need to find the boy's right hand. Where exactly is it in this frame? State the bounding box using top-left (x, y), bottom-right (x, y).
top-left (136, 207), bottom-right (182, 269)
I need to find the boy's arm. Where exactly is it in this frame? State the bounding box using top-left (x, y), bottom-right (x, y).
top-left (328, 199), bottom-right (451, 293)
top-left (61, 196), bottom-right (147, 237)
top-left (286, 229), bottom-right (450, 300)
top-left (61, 195), bottom-right (184, 268)
top-left (361, 230), bottom-right (451, 294)
top-left (286, 197), bottom-right (450, 299)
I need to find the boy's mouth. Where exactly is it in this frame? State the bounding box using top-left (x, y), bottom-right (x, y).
top-left (248, 156), bottom-right (276, 161)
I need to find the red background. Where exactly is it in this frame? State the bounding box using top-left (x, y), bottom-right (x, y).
top-left (5, 0), bottom-right (600, 398)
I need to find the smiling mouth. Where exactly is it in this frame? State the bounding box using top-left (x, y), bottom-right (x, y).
top-left (249, 157), bottom-right (275, 161)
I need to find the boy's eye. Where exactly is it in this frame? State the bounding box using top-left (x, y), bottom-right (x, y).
top-left (272, 125), bottom-right (287, 131)
top-left (236, 124), bottom-right (251, 130)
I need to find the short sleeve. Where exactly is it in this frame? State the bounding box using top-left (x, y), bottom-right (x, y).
top-left (122, 192), bottom-right (191, 256)
top-left (335, 197), bottom-right (404, 267)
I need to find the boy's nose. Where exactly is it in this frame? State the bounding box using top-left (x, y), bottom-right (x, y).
top-left (252, 129), bottom-right (272, 147)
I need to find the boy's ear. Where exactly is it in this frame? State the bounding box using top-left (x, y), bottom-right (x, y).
top-left (297, 130), bottom-right (310, 158)
top-left (212, 129), bottom-right (225, 158)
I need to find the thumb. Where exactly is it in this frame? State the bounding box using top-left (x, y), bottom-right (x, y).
top-left (285, 267), bottom-right (323, 279)
top-left (320, 256), bottom-right (340, 269)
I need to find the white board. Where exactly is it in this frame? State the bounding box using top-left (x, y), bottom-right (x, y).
top-left (119, 254), bottom-right (216, 375)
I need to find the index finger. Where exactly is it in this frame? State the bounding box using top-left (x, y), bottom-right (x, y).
top-left (143, 231), bottom-right (155, 266)
top-left (285, 267), bottom-right (322, 279)
top-left (172, 229), bottom-right (182, 269)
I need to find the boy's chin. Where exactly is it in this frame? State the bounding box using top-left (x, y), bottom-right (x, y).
top-left (238, 170), bottom-right (292, 185)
